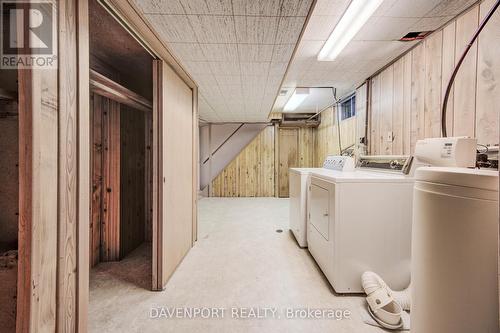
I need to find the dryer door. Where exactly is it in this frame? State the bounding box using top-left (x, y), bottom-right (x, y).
top-left (310, 183), bottom-right (330, 240)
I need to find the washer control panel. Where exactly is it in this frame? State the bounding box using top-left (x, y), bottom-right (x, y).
top-left (323, 156), bottom-right (355, 171)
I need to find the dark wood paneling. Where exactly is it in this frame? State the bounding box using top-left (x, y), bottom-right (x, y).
top-left (0, 101), bottom-right (19, 250)
top-left (144, 112), bottom-right (153, 243)
top-left (101, 97), bottom-right (121, 262)
top-left (90, 94), bottom-right (103, 267)
top-left (120, 106), bottom-right (146, 258)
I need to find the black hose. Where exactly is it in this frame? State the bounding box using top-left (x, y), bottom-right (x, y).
top-left (441, 0), bottom-right (500, 137)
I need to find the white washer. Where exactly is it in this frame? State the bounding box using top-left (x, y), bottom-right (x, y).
top-left (306, 137), bottom-right (478, 294)
top-left (307, 159), bottom-right (414, 293)
top-left (289, 156), bottom-right (354, 248)
top-left (289, 168), bottom-right (319, 247)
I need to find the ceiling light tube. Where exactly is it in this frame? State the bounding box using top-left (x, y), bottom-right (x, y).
top-left (318, 0), bottom-right (383, 61)
top-left (284, 88), bottom-right (310, 112)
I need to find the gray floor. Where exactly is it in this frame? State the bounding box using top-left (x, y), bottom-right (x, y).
top-left (89, 198), bottom-right (391, 333)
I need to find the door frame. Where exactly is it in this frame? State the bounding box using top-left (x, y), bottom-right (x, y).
top-left (16, 0), bottom-right (199, 331)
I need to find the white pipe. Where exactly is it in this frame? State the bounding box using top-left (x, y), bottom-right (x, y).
top-left (361, 271), bottom-right (411, 311)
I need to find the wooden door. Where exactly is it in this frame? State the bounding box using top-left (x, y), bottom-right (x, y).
top-left (161, 63), bottom-right (194, 287)
top-left (278, 128), bottom-right (299, 197)
top-left (152, 60), bottom-right (194, 290)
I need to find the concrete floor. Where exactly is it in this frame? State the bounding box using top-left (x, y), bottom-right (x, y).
top-left (89, 197), bottom-right (392, 333)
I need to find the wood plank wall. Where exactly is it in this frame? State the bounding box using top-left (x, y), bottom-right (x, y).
top-left (209, 117), bottom-right (355, 197)
top-left (16, 0), bottom-right (90, 331)
top-left (211, 125), bottom-right (276, 197)
top-left (144, 113), bottom-right (153, 242)
top-left (355, 84), bottom-right (368, 157)
top-left (91, 94), bottom-right (122, 265)
top-left (90, 95), bottom-right (103, 267)
top-left (119, 106), bottom-right (146, 258)
top-left (314, 107), bottom-right (339, 167)
top-left (0, 101), bottom-right (19, 250)
top-left (367, 0), bottom-right (500, 153)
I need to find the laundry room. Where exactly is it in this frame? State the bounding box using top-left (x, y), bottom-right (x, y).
top-left (0, 0), bottom-right (499, 332)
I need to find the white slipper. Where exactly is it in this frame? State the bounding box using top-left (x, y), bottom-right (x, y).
top-left (361, 271), bottom-right (411, 311)
top-left (366, 288), bottom-right (403, 329)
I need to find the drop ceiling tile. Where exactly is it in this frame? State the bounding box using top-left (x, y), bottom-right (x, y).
top-left (189, 15), bottom-right (237, 43)
top-left (293, 40), bottom-right (324, 60)
top-left (219, 85), bottom-right (244, 100)
top-left (340, 40), bottom-right (410, 61)
top-left (232, 0), bottom-right (282, 16)
top-left (271, 44), bottom-right (295, 62)
top-left (195, 74), bottom-right (219, 87)
top-left (302, 15), bottom-right (339, 41)
top-left (306, 60), bottom-right (339, 72)
top-left (180, 0), bottom-right (233, 15)
top-left (411, 16), bottom-right (455, 31)
top-left (238, 44), bottom-right (274, 62)
top-left (276, 16), bottom-right (307, 44)
top-left (168, 43), bottom-right (206, 61)
top-left (241, 62), bottom-right (270, 76)
top-left (184, 61), bottom-right (213, 75)
top-left (269, 62), bottom-right (288, 76)
top-left (280, 0), bottom-right (314, 17)
top-left (134, 0), bottom-right (184, 14)
top-left (214, 75), bottom-right (242, 86)
top-left (311, 0), bottom-right (350, 16)
top-left (370, 0), bottom-right (399, 17)
top-left (266, 75), bottom-right (284, 89)
top-left (354, 16), bottom-right (421, 41)
top-left (382, 0), bottom-right (441, 18)
top-left (425, 0), bottom-right (477, 17)
top-left (200, 43), bottom-right (239, 61)
top-left (209, 61), bottom-right (241, 76)
top-left (146, 14), bottom-right (197, 42)
top-left (234, 16), bottom-right (279, 44)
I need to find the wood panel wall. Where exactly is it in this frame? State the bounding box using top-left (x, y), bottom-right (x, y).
top-left (120, 106), bottom-right (146, 258)
top-left (314, 107), bottom-right (339, 167)
top-left (367, 0), bottom-right (500, 153)
top-left (0, 101), bottom-right (19, 250)
top-left (101, 96), bottom-right (121, 262)
top-left (16, 0), bottom-right (90, 331)
top-left (355, 84), bottom-right (368, 157)
top-left (278, 128), bottom-right (298, 197)
top-left (144, 113), bottom-right (153, 242)
top-left (211, 125), bottom-right (276, 197)
top-left (210, 125), bottom-right (315, 197)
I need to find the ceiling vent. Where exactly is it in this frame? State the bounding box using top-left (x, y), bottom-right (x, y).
top-left (400, 31), bottom-right (432, 41)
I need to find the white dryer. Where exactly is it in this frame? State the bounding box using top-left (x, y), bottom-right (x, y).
top-left (307, 156), bottom-right (414, 293)
top-left (307, 137), bottom-right (478, 294)
top-left (289, 156), bottom-right (354, 247)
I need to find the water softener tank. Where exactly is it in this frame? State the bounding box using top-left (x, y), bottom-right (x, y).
top-left (411, 167), bottom-right (499, 333)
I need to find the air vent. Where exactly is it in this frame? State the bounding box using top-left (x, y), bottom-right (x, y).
top-left (400, 31), bottom-right (432, 41)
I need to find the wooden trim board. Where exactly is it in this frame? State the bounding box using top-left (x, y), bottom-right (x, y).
top-left (90, 69), bottom-right (152, 112)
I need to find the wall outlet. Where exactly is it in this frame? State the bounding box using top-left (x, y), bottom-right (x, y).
top-left (386, 132), bottom-right (393, 142)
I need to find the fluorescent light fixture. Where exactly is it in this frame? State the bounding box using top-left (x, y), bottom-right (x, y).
top-left (318, 0), bottom-right (383, 61)
top-left (284, 88), bottom-right (310, 112)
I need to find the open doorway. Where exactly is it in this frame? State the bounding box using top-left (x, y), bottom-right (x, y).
top-left (0, 57), bottom-right (19, 333)
top-left (88, 0), bottom-right (154, 291)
